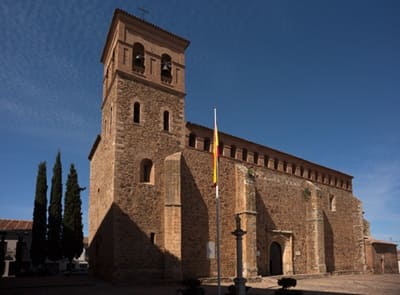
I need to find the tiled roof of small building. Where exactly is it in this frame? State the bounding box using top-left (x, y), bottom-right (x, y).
top-left (0, 219), bottom-right (33, 231)
top-left (365, 236), bottom-right (398, 246)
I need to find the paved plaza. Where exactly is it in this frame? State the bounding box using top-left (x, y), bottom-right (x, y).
top-left (1, 274), bottom-right (399, 295)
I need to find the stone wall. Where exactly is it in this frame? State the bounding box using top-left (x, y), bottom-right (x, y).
top-left (181, 143), bottom-right (365, 278)
top-left (89, 84), bottom-right (366, 280)
top-left (89, 8), bottom-right (369, 282)
top-left (365, 239), bottom-right (399, 274)
top-left (110, 74), bottom-right (185, 281)
top-left (88, 78), bottom-right (118, 280)
top-left (180, 148), bottom-right (241, 278)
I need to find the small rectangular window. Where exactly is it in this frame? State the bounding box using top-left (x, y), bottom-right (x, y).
top-left (264, 155), bottom-right (269, 167)
top-left (204, 138), bottom-right (211, 152)
top-left (242, 148), bottom-right (248, 161)
top-left (134, 102), bottom-right (140, 123)
top-left (253, 152), bottom-right (259, 164)
top-left (230, 146), bottom-right (236, 158)
top-left (218, 142), bottom-right (224, 156)
top-left (163, 111), bottom-right (170, 131)
top-left (189, 133), bottom-right (196, 148)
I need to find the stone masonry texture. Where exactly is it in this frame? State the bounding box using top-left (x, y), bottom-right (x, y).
top-left (88, 9), bottom-right (398, 283)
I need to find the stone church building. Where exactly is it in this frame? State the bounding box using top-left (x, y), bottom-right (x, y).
top-left (89, 9), bottom-right (369, 282)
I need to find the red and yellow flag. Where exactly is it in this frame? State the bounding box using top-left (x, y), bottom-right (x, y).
top-left (213, 109), bottom-right (219, 185)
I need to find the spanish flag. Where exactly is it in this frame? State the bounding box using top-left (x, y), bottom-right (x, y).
top-left (213, 108), bottom-right (219, 185)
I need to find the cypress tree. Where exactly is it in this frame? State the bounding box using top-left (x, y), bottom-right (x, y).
top-left (62, 164), bottom-right (84, 263)
top-left (30, 162), bottom-right (48, 267)
top-left (47, 152), bottom-right (63, 261)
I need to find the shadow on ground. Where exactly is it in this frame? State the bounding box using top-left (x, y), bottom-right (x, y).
top-left (203, 285), bottom-right (359, 295)
top-left (0, 275), bottom-right (362, 295)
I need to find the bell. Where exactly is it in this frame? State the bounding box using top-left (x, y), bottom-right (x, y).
top-left (162, 63), bottom-right (170, 71)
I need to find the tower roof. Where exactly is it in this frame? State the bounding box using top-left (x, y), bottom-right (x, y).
top-left (100, 8), bottom-right (190, 63)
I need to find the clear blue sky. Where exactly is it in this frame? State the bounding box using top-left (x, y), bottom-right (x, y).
top-left (0, 0), bottom-right (399, 246)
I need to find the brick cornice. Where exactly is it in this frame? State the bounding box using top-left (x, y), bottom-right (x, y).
top-left (116, 70), bottom-right (186, 98)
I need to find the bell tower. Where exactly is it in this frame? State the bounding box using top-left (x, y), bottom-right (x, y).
top-left (89, 9), bottom-right (190, 282)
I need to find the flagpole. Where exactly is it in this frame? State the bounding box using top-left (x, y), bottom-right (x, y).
top-left (214, 108), bottom-right (221, 295)
top-left (216, 183), bottom-right (221, 295)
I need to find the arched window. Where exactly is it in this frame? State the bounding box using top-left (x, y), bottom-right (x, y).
top-left (140, 159), bottom-right (154, 183)
top-left (189, 133), bottom-right (196, 148)
top-left (218, 142), bottom-right (224, 156)
top-left (163, 110), bottom-right (170, 131)
top-left (300, 167), bottom-right (304, 177)
top-left (161, 54), bottom-right (172, 83)
top-left (242, 148), bottom-right (248, 161)
top-left (133, 43), bottom-right (145, 72)
top-left (283, 161), bottom-right (287, 172)
top-left (254, 152), bottom-right (259, 164)
top-left (329, 195), bottom-right (336, 212)
top-left (133, 102), bottom-right (140, 123)
top-left (292, 164), bottom-right (297, 174)
top-left (230, 145), bottom-right (236, 158)
top-left (204, 137), bottom-right (210, 152)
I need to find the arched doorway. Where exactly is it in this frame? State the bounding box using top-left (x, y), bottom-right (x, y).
top-left (269, 242), bottom-right (283, 275)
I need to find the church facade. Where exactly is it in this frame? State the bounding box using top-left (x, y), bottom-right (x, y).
top-left (88, 9), bottom-right (367, 282)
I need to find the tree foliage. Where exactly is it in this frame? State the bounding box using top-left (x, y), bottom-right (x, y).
top-left (47, 152), bottom-right (63, 261)
top-left (30, 162), bottom-right (48, 266)
top-left (62, 164), bottom-right (84, 261)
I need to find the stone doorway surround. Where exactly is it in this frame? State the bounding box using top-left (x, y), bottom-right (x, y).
top-left (267, 230), bottom-right (294, 275)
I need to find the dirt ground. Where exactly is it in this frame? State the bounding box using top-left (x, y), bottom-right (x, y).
top-left (0, 273), bottom-right (399, 295)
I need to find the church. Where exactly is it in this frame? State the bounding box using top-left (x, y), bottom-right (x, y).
top-left (88, 9), bottom-right (394, 282)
